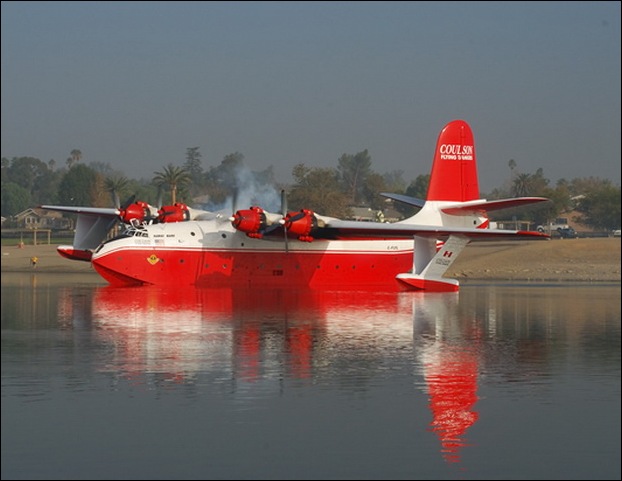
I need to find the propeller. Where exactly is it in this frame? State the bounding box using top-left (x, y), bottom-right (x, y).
top-left (229, 191), bottom-right (313, 248)
top-left (155, 186), bottom-right (164, 210)
top-left (113, 192), bottom-right (121, 210)
top-left (258, 189), bottom-right (289, 236)
top-left (261, 190), bottom-right (298, 251)
top-left (120, 194), bottom-right (136, 211)
top-left (117, 196), bottom-right (159, 225)
top-left (232, 187), bottom-right (239, 215)
top-left (281, 190), bottom-right (289, 252)
top-left (106, 194), bottom-right (137, 234)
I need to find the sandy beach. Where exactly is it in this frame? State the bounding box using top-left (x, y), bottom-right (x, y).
top-left (1, 237), bottom-right (620, 283)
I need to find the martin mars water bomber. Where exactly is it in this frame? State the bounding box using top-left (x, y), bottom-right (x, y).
top-left (41, 120), bottom-right (549, 292)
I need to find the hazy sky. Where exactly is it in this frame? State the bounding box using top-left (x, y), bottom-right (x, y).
top-left (2, 1), bottom-right (620, 193)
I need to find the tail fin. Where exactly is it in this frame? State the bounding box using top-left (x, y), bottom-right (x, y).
top-left (426, 120), bottom-right (479, 202)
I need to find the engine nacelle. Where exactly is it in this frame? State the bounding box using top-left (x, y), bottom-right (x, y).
top-left (231, 206), bottom-right (267, 237)
top-left (157, 203), bottom-right (190, 223)
top-left (119, 201), bottom-right (152, 224)
top-left (284, 209), bottom-right (317, 240)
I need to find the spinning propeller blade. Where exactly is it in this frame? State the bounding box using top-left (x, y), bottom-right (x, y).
top-left (232, 188), bottom-right (239, 215)
top-left (155, 186), bottom-right (164, 210)
top-left (108, 194), bottom-right (136, 232)
top-left (120, 194), bottom-right (136, 210)
top-left (113, 192), bottom-right (121, 210)
top-left (281, 190), bottom-right (289, 253)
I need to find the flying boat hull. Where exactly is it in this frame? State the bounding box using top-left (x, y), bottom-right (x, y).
top-left (91, 233), bottom-right (418, 291)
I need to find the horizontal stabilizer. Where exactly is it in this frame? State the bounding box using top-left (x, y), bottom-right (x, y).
top-left (440, 197), bottom-right (549, 215)
top-left (380, 193), bottom-right (425, 209)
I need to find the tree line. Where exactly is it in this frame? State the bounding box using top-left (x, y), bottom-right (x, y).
top-left (1, 149), bottom-right (620, 231)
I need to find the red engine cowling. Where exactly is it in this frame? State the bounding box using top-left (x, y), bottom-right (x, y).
top-left (231, 206), bottom-right (267, 237)
top-left (119, 201), bottom-right (151, 224)
top-left (157, 203), bottom-right (190, 223)
top-left (284, 209), bottom-right (316, 241)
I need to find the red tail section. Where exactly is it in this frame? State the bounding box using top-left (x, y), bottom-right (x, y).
top-left (426, 120), bottom-right (480, 202)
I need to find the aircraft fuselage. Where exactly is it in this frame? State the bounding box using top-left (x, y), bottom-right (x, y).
top-left (91, 220), bottom-right (417, 291)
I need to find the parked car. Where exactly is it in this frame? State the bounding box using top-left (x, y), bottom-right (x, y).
top-left (556, 227), bottom-right (577, 239)
top-left (537, 217), bottom-right (570, 234)
top-left (613, 229), bottom-right (621, 238)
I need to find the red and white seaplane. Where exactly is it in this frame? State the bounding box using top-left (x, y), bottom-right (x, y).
top-left (41, 119), bottom-right (549, 291)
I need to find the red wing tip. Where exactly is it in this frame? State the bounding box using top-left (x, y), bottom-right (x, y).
top-left (516, 231), bottom-right (550, 238)
top-left (57, 246), bottom-right (93, 262)
top-left (396, 276), bottom-right (460, 292)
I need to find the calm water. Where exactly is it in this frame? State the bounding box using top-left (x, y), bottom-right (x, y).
top-left (1, 273), bottom-right (620, 480)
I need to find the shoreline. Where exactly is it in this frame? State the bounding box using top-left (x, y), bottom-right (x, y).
top-left (2, 238), bottom-right (620, 283)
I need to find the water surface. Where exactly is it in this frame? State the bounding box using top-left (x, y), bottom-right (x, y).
top-left (2, 273), bottom-right (620, 479)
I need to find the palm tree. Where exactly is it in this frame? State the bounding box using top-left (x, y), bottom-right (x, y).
top-left (512, 173), bottom-right (533, 197)
top-left (153, 164), bottom-right (191, 205)
top-left (104, 175), bottom-right (130, 207)
top-left (67, 149), bottom-right (83, 168)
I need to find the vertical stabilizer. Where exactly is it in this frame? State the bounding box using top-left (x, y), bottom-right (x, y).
top-left (426, 120), bottom-right (479, 202)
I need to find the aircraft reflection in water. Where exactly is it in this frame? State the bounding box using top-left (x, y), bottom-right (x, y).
top-left (57, 285), bottom-right (481, 466)
top-left (413, 294), bottom-right (480, 465)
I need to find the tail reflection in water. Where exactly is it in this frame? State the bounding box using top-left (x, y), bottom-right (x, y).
top-left (61, 286), bottom-right (480, 466)
top-left (413, 294), bottom-right (480, 465)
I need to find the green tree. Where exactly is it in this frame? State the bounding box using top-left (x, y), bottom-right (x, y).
top-left (361, 172), bottom-right (387, 210)
top-left (289, 164), bottom-right (351, 217)
top-left (184, 147), bottom-right (204, 196)
top-left (390, 174), bottom-right (430, 217)
top-left (184, 147), bottom-right (203, 176)
top-left (4, 156), bottom-right (59, 206)
top-left (511, 173), bottom-right (533, 197)
top-left (32, 168), bottom-right (62, 206)
top-left (58, 164), bottom-right (99, 205)
top-left (502, 160), bottom-right (550, 198)
top-left (126, 178), bottom-right (160, 207)
top-left (1, 182), bottom-right (31, 216)
top-left (405, 174), bottom-right (430, 199)
top-left (66, 149), bottom-right (82, 169)
top-left (382, 170), bottom-right (406, 193)
top-left (204, 152), bottom-right (246, 207)
top-left (89, 161), bottom-right (117, 177)
top-left (105, 175), bottom-right (131, 207)
top-left (153, 164), bottom-right (191, 205)
top-left (337, 149), bottom-right (372, 204)
top-left (6, 156), bottom-right (48, 192)
top-left (575, 183), bottom-right (621, 231)
top-left (216, 152), bottom-right (245, 185)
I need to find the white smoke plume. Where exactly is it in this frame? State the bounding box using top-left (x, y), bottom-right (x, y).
top-left (202, 165), bottom-right (282, 214)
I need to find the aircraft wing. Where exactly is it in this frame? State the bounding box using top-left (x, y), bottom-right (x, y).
top-left (40, 205), bottom-right (120, 251)
top-left (314, 219), bottom-right (549, 241)
top-left (378, 195), bottom-right (548, 214)
top-left (40, 205), bottom-right (120, 216)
